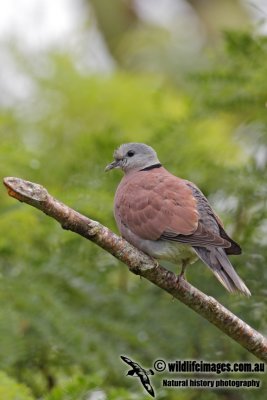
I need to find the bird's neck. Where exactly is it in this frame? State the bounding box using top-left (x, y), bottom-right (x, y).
top-left (140, 163), bottom-right (162, 171)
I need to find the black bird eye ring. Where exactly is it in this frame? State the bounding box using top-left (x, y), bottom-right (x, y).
top-left (127, 150), bottom-right (135, 157)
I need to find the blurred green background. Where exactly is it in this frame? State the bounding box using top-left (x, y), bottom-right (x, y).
top-left (1, 0), bottom-right (267, 399)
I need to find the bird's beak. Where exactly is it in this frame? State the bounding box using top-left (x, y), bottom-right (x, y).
top-left (105, 160), bottom-right (121, 172)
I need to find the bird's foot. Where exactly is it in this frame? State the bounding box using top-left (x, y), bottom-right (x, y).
top-left (177, 260), bottom-right (189, 282)
top-left (177, 271), bottom-right (187, 282)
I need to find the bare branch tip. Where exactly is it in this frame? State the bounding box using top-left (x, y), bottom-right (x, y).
top-left (3, 177), bottom-right (48, 203)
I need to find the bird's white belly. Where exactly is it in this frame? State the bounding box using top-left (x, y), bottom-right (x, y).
top-left (120, 224), bottom-right (197, 264)
top-left (139, 238), bottom-right (197, 264)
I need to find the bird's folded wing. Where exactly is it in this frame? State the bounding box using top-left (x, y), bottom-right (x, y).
top-left (160, 181), bottom-right (232, 248)
top-left (115, 172), bottom-right (199, 240)
top-left (161, 223), bottom-right (230, 247)
top-left (181, 181), bottom-right (241, 253)
top-left (115, 171), bottom-right (232, 248)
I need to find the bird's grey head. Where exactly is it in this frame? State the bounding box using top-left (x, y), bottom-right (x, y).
top-left (105, 143), bottom-right (160, 174)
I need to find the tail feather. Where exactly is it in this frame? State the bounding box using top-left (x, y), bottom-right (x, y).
top-left (193, 246), bottom-right (251, 296)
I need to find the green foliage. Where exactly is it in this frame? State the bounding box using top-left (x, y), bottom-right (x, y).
top-left (44, 373), bottom-right (154, 400)
top-left (0, 371), bottom-right (34, 400)
top-left (1, 30), bottom-right (267, 400)
top-left (191, 31), bottom-right (267, 117)
top-left (44, 374), bottom-right (103, 400)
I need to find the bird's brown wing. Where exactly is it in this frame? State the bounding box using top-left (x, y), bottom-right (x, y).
top-left (115, 169), bottom-right (231, 248)
top-left (183, 182), bottom-right (241, 253)
top-left (115, 169), bottom-right (198, 240)
top-left (161, 223), bottom-right (230, 247)
top-left (160, 181), bottom-right (234, 248)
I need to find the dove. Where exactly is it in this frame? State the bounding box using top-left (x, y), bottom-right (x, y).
top-left (105, 143), bottom-right (251, 296)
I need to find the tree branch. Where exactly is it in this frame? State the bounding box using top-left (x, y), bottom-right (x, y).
top-left (3, 177), bottom-right (267, 362)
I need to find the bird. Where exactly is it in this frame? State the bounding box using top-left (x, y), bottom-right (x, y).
top-left (120, 355), bottom-right (155, 397)
top-left (105, 143), bottom-right (251, 296)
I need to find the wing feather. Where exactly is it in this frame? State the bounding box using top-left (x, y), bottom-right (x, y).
top-left (115, 169), bottom-right (198, 240)
top-left (115, 168), bottom-right (239, 251)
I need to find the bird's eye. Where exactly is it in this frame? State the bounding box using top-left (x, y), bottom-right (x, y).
top-left (127, 150), bottom-right (135, 157)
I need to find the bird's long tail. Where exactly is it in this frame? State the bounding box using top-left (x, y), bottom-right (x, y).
top-left (193, 246), bottom-right (251, 296)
